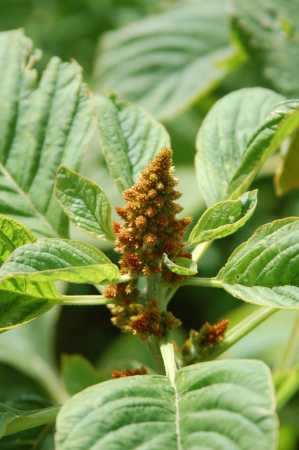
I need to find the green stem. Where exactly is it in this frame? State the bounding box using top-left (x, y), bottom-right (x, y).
top-left (276, 369), bottom-right (299, 411)
top-left (160, 338), bottom-right (177, 384)
top-left (274, 311), bottom-right (299, 372)
top-left (146, 335), bottom-right (165, 375)
top-left (3, 405), bottom-right (60, 437)
top-left (59, 295), bottom-right (113, 306)
top-left (188, 306), bottom-right (277, 363)
top-left (177, 277), bottom-right (222, 288)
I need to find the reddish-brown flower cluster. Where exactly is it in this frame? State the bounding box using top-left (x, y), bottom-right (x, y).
top-left (197, 319), bottom-right (229, 347)
top-left (130, 299), bottom-right (181, 340)
top-left (104, 147), bottom-right (192, 338)
top-left (112, 365), bottom-right (148, 378)
top-left (113, 147), bottom-right (192, 277)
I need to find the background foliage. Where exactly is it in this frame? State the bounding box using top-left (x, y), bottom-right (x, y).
top-left (0, 0), bottom-right (299, 448)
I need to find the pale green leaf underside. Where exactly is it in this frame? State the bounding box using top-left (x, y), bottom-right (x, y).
top-left (96, 94), bottom-right (170, 192)
top-left (55, 166), bottom-right (115, 242)
top-left (216, 218), bottom-right (299, 308)
top-left (0, 403), bottom-right (59, 438)
top-left (93, 0), bottom-right (241, 121)
top-left (232, 0), bottom-right (299, 98)
top-left (163, 253), bottom-right (197, 276)
top-left (0, 239), bottom-right (120, 285)
top-left (195, 87), bottom-right (292, 206)
top-left (56, 359), bottom-right (277, 450)
top-left (0, 30), bottom-right (95, 237)
top-left (188, 191), bottom-right (257, 246)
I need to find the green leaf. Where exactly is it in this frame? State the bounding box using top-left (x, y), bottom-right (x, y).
top-left (0, 239), bottom-right (120, 285)
top-left (274, 126), bottom-right (299, 196)
top-left (188, 191), bottom-right (257, 246)
top-left (216, 218), bottom-right (299, 308)
top-left (0, 215), bottom-right (36, 265)
top-left (195, 87), bottom-right (299, 206)
top-left (232, 0), bottom-right (299, 98)
top-left (55, 166), bottom-right (115, 242)
top-left (0, 30), bottom-right (95, 237)
top-left (96, 94), bottom-right (170, 192)
top-left (0, 403), bottom-right (59, 438)
top-left (163, 253), bottom-right (197, 276)
top-left (56, 359), bottom-right (277, 450)
top-left (61, 354), bottom-right (110, 396)
top-left (0, 215), bottom-right (61, 332)
top-left (93, 0), bottom-right (243, 121)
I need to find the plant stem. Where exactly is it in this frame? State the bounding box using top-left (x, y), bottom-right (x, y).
top-left (59, 295), bottom-right (113, 306)
top-left (188, 306), bottom-right (277, 363)
top-left (191, 241), bottom-right (212, 263)
top-left (274, 311), bottom-right (299, 372)
top-left (147, 335), bottom-right (165, 375)
top-left (177, 277), bottom-right (222, 288)
top-left (160, 338), bottom-right (177, 384)
top-left (276, 369), bottom-right (299, 411)
top-left (3, 405), bottom-right (60, 437)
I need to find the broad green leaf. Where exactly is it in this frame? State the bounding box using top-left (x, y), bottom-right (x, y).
top-left (274, 126), bottom-right (299, 196)
top-left (0, 30), bottom-right (95, 237)
top-left (216, 218), bottom-right (299, 308)
top-left (0, 239), bottom-right (120, 284)
top-left (0, 215), bottom-right (61, 332)
top-left (0, 215), bottom-right (36, 265)
top-left (195, 87), bottom-right (299, 206)
top-left (163, 253), bottom-right (197, 276)
top-left (93, 0), bottom-right (243, 121)
top-left (61, 354), bottom-right (110, 396)
top-left (96, 94), bottom-right (170, 192)
top-left (56, 359), bottom-right (277, 450)
top-left (55, 166), bottom-right (115, 242)
top-left (0, 403), bottom-right (59, 438)
top-left (188, 191), bottom-right (257, 246)
top-left (232, 0), bottom-right (299, 98)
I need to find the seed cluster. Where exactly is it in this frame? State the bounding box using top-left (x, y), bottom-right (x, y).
top-left (104, 147), bottom-right (192, 338)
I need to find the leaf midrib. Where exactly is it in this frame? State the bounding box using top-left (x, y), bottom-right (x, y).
top-left (0, 163), bottom-right (59, 237)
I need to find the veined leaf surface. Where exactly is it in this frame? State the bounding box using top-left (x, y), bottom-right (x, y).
top-left (0, 239), bottom-right (120, 285)
top-left (0, 30), bottom-right (95, 237)
top-left (55, 166), bottom-right (115, 242)
top-left (93, 0), bottom-right (242, 120)
top-left (96, 94), bottom-right (170, 192)
top-left (195, 88), bottom-right (299, 206)
top-left (188, 191), bottom-right (257, 246)
top-left (56, 359), bottom-right (277, 450)
top-left (216, 218), bottom-right (299, 308)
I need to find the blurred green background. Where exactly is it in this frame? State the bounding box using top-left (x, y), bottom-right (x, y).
top-left (0, 0), bottom-right (299, 448)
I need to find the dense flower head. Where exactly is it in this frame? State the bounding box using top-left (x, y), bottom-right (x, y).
top-left (113, 147), bottom-right (192, 276)
top-left (104, 147), bottom-right (192, 337)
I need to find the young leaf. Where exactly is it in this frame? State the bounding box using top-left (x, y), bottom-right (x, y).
top-left (61, 354), bottom-right (110, 396)
top-left (195, 87), bottom-right (298, 206)
top-left (96, 94), bottom-right (170, 192)
top-left (216, 218), bottom-right (299, 308)
top-left (0, 239), bottom-right (120, 285)
top-left (55, 166), bottom-right (115, 242)
top-left (93, 0), bottom-right (243, 121)
top-left (0, 403), bottom-right (59, 438)
top-left (56, 359), bottom-right (277, 450)
top-left (0, 30), bottom-right (95, 237)
top-left (0, 214), bottom-right (36, 265)
top-left (232, 0), bottom-right (299, 98)
top-left (274, 126), bottom-right (299, 196)
top-left (188, 190), bottom-right (257, 246)
top-left (163, 253), bottom-right (197, 276)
